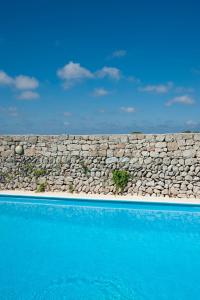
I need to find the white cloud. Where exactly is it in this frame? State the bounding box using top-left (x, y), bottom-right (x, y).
top-left (0, 70), bottom-right (13, 86)
top-left (112, 50), bottom-right (127, 58)
top-left (121, 106), bottom-right (136, 113)
top-left (166, 95), bottom-right (195, 106)
top-left (93, 88), bottom-right (109, 97)
top-left (139, 82), bottom-right (173, 94)
top-left (0, 70), bottom-right (40, 100)
top-left (17, 91), bottom-right (40, 100)
top-left (57, 61), bottom-right (94, 89)
top-left (14, 75), bottom-right (39, 90)
top-left (96, 66), bottom-right (121, 80)
top-left (57, 61), bottom-right (123, 89)
top-left (58, 61), bottom-right (93, 80)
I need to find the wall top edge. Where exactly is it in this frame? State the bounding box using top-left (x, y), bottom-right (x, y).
top-left (0, 133), bottom-right (200, 137)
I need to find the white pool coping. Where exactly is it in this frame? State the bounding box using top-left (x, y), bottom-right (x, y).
top-left (0, 190), bottom-right (200, 205)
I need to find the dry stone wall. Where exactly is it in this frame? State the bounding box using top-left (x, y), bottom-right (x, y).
top-left (1, 134), bottom-right (200, 198)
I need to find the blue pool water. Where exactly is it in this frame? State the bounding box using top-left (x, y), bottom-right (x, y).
top-left (0, 196), bottom-right (200, 299)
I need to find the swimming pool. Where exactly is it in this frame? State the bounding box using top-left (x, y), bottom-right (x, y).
top-left (0, 195), bottom-right (200, 299)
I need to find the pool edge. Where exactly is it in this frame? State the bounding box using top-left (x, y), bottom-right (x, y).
top-left (0, 190), bottom-right (200, 206)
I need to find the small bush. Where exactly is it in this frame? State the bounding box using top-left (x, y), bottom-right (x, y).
top-left (68, 183), bottom-right (74, 193)
top-left (33, 169), bottom-right (46, 177)
top-left (112, 170), bottom-right (129, 193)
top-left (36, 182), bottom-right (46, 193)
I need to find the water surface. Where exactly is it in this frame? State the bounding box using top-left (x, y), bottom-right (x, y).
top-left (0, 196), bottom-right (200, 299)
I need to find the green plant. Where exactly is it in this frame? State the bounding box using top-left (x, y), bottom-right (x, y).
top-left (0, 172), bottom-right (13, 182)
top-left (24, 163), bottom-right (34, 172)
top-left (33, 168), bottom-right (46, 177)
top-left (68, 183), bottom-right (74, 193)
top-left (112, 170), bottom-right (129, 193)
top-left (36, 182), bottom-right (46, 193)
top-left (22, 163), bottom-right (47, 178)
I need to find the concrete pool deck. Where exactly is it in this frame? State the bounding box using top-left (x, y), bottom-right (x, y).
top-left (0, 190), bottom-right (200, 205)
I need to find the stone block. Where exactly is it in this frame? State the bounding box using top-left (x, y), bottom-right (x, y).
top-left (182, 149), bottom-right (196, 158)
top-left (105, 157), bottom-right (118, 164)
top-left (167, 142), bottom-right (178, 151)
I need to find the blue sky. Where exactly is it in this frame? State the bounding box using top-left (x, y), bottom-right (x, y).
top-left (0, 0), bottom-right (200, 134)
